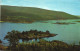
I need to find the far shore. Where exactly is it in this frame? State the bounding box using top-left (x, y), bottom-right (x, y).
top-left (0, 19), bottom-right (80, 23)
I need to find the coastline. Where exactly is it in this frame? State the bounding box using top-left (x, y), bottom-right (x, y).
top-left (0, 21), bottom-right (4, 22)
top-left (0, 19), bottom-right (80, 23)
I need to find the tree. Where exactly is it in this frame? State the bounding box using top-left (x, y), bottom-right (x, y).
top-left (0, 39), bottom-right (2, 44)
top-left (4, 30), bottom-right (20, 46)
top-left (46, 30), bottom-right (50, 34)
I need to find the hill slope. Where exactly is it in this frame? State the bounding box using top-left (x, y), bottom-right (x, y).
top-left (77, 16), bottom-right (80, 17)
top-left (1, 5), bottom-right (79, 23)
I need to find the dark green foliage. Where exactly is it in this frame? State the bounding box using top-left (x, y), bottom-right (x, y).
top-left (1, 5), bottom-right (79, 23)
top-left (4, 30), bottom-right (80, 51)
top-left (7, 40), bottom-right (80, 51)
top-left (4, 30), bottom-right (57, 43)
top-left (0, 39), bottom-right (2, 43)
top-left (4, 30), bottom-right (20, 46)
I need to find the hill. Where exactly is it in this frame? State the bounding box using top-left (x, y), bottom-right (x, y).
top-left (77, 16), bottom-right (80, 17)
top-left (1, 5), bottom-right (80, 23)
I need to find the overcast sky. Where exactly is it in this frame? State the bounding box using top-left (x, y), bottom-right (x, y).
top-left (1, 0), bottom-right (80, 15)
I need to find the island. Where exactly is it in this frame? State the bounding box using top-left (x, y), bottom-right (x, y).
top-left (76, 21), bottom-right (80, 22)
top-left (0, 30), bottom-right (79, 51)
top-left (53, 22), bottom-right (76, 25)
top-left (4, 30), bottom-right (57, 42)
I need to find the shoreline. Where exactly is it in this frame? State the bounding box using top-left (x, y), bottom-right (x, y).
top-left (0, 21), bottom-right (4, 22)
top-left (0, 19), bottom-right (80, 23)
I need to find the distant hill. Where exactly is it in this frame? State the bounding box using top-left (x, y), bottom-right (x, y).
top-left (1, 5), bottom-right (80, 23)
top-left (77, 16), bottom-right (80, 17)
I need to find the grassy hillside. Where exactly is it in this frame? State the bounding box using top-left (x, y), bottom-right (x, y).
top-left (1, 5), bottom-right (79, 23)
top-left (77, 16), bottom-right (80, 17)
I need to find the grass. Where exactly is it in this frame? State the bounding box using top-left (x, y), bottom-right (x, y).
top-left (1, 5), bottom-right (80, 23)
top-left (0, 44), bottom-right (8, 50)
top-left (2, 40), bottom-right (80, 51)
top-left (0, 21), bottom-right (4, 22)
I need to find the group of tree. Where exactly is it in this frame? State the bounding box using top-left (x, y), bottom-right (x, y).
top-left (4, 30), bottom-right (80, 51)
top-left (4, 30), bottom-right (57, 47)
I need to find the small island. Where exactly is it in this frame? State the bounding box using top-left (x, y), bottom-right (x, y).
top-left (53, 22), bottom-right (75, 25)
top-left (4, 30), bottom-right (57, 41)
top-left (76, 21), bottom-right (80, 22)
top-left (0, 30), bottom-right (79, 51)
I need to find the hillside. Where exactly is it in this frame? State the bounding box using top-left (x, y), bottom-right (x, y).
top-left (1, 5), bottom-right (80, 23)
top-left (77, 16), bottom-right (80, 17)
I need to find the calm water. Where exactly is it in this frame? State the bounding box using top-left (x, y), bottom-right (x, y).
top-left (0, 19), bottom-right (80, 45)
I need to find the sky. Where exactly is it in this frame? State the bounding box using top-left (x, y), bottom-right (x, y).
top-left (1, 0), bottom-right (80, 15)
